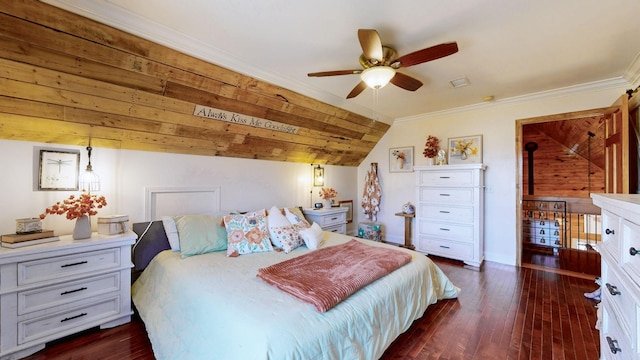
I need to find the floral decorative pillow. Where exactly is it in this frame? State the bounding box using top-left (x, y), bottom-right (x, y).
top-left (267, 206), bottom-right (303, 253)
top-left (223, 210), bottom-right (273, 257)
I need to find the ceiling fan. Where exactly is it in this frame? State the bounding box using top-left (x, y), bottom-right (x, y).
top-left (308, 29), bottom-right (459, 99)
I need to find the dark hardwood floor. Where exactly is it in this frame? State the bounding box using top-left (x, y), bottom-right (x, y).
top-left (23, 256), bottom-right (600, 360)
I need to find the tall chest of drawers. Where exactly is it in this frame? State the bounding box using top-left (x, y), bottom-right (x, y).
top-left (0, 232), bottom-right (136, 360)
top-left (592, 194), bottom-right (640, 360)
top-left (415, 164), bottom-right (485, 268)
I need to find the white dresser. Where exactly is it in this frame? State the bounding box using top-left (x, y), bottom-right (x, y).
top-left (0, 232), bottom-right (136, 360)
top-left (303, 207), bottom-right (348, 234)
top-left (592, 194), bottom-right (640, 360)
top-left (415, 164), bottom-right (485, 268)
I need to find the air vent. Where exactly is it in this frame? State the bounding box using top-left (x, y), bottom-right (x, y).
top-left (449, 77), bottom-right (470, 88)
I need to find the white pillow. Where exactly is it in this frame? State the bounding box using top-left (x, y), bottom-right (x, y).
top-left (162, 216), bottom-right (180, 251)
top-left (299, 222), bottom-right (324, 250)
top-left (267, 206), bottom-right (303, 253)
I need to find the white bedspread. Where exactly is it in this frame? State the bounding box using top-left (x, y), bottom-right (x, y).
top-left (131, 232), bottom-right (459, 360)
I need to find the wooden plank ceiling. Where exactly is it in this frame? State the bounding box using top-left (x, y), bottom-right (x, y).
top-left (0, 0), bottom-right (389, 166)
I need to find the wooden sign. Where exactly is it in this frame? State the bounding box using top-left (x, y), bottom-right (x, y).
top-left (193, 104), bottom-right (299, 135)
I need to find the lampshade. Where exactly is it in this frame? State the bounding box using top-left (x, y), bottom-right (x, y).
top-left (360, 66), bottom-right (396, 89)
top-left (79, 144), bottom-right (100, 193)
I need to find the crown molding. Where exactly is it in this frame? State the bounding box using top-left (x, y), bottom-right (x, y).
top-left (395, 77), bottom-right (631, 124)
top-left (624, 51), bottom-right (640, 88)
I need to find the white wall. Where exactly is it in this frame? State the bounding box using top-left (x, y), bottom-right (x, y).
top-left (0, 141), bottom-right (358, 236)
top-left (357, 80), bottom-right (631, 265)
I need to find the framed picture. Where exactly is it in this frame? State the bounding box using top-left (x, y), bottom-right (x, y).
top-left (38, 149), bottom-right (80, 190)
top-left (339, 200), bottom-right (353, 223)
top-left (447, 135), bottom-right (482, 165)
top-left (389, 146), bottom-right (414, 172)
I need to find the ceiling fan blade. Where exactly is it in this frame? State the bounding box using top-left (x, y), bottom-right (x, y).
top-left (393, 42), bottom-right (459, 68)
top-left (346, 81), bottom-right (368, 99)
top-left (308, 70), bottom-right (362, 77)
top-left (390, 72), bottom-right (423, 91)
top-left (358, 29), bottom-right (383, 64)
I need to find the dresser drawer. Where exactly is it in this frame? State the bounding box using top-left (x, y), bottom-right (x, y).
top-left (418, 237), bottom-right (473, 260)
top-left (18, 273), bottom-right (121, 315)
top-left (602, 261), bottom-right (635, 339)
top-left (18, 296), bottom-right (121, 345)
top-left (417, 169), bottom-right (475, 186)
top-left (601, 210), bottom-right (620, 258)
top-left (18, 248), bottom-right (121, 286)
top-left (419, 187), bottom-right (474, 204)
top-left (418, 220), bottom-right (473, 243)
top-left (600, 303), bottom-right (633, 360)
top-left (620, 219), bottom-right (640, 285)
top-left (420, 204), bottom-right (474, 223)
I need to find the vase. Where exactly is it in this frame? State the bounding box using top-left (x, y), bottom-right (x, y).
top-left (325, 199), bottom-right (333, 208)
top-left (426, 157), bottom-right (435, 166)
top-left (397, 157), bottom-right (404, 169)
top-left (73, 215), bottom-right (92, 240)
top-left (460, 150), bottom-right (468, 160)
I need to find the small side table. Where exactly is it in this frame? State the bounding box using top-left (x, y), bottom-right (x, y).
top-left (395, 212), bottom-right (415, 250)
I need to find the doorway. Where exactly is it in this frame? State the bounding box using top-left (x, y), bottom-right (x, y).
top-left (516, 108), bottom-right (611, 276)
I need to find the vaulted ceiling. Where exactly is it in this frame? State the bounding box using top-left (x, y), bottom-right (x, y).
top-left (41, 0), bottom-right (640, 122)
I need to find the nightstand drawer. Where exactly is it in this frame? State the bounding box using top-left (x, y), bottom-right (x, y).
top-left (314, 212), bottom-right (347, 227)
top-left (18, 296), bottom-right (121, 345)
top-left (18, 273), bottom-right (121, 315)
top-left (18, 248), bottom-right (121, 286)
top-left (323, 223), bottom-right (346, 234)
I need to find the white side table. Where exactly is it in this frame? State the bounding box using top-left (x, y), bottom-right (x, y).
top-left (302, 207), bottom-right (348, 234)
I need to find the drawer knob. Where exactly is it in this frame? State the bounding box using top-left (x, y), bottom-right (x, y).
top-left (439, 245), bottom-right (450, 249)
top-left (439, 194), bottom-right (451, 197)
top-left (630, 247), bottom-right (639, 256)
top-left (606, 283), bottom-right (621, 296)
top-left (606, 336), bottom-right (622, 354)
top-left (60, 312), bottom-right (87, 323)
top-left (605, 228), bottom-right (615, 235)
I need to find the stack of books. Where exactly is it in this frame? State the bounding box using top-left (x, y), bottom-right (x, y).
top-left (1, 230), bottom-right (59, 248)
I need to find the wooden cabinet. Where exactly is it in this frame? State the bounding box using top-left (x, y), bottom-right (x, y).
top-left (592, 194), bottom-right (640, 360)
top-left (0, 232), bottom-right (136, 360)
top-left (302, 207), bottom-right (348, 234)
top-left (415, 164), bottom-right (485, 267)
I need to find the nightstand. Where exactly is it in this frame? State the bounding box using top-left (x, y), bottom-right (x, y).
top-left (302, 207), bottom-right (348, 234)
top-left (0, 232), bottom-right (136, 360)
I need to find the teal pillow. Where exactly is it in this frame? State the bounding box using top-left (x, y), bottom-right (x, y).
top-left (174, 215), bottom-right (228, 258)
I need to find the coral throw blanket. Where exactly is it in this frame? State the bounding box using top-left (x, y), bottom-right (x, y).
top-left (257, 239), bottom-right (412, 312)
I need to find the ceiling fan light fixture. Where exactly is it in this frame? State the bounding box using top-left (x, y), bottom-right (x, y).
top-left (360, 66), bottom-right (396, 89)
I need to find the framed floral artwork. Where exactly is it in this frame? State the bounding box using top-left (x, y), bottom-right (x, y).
top-left (447, 135), bottom-right (482, 164)
top-left (38, 149), bottom-right (81, 190)
top-left (389, 146), bottom-right (414, 172)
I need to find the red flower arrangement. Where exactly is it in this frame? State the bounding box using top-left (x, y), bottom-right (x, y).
top-left (422, 135), bottom-right (440, 158)
top-left (40, 192), bottom-right (107, 220)
top-left (319, 187), bottom-right (338, 200)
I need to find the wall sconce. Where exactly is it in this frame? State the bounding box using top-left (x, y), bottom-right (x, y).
top-left (313, 164), bottom-right (324, 187)
top-left (79, 141), bottom-right (100, 193)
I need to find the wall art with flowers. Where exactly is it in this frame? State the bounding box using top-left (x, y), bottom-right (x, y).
top-left (447, 135), bottom-right (482, 164)
top-left (389, 146), bottom-right (414, 173)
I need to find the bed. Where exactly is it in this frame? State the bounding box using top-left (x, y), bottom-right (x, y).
top-left (131, 218), bottom-right (459, 360)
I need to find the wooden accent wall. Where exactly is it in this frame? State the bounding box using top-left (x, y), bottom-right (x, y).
top-left (522, 127), bottom-right (605, 197)
top-left (0, 0), bottom-right (388, 166)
